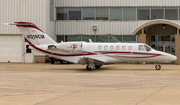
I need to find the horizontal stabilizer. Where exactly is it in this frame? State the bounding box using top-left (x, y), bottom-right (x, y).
top-left (4, 23), bottom-right (33, 26)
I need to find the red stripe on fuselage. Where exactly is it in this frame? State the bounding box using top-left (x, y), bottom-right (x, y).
top-left (133, 52), bottom-right (161, 56)
top-left (99, 51), bottom-right (161, 57)
top-left (100, 52), bottom-right (131, 54)
top-left (114, 55), bottom-right (158, 58)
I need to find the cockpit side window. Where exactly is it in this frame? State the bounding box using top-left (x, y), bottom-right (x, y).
top-left (139, 45), bottom-right (145, 51)
top-left (144, 44), bottom-right (151, 51)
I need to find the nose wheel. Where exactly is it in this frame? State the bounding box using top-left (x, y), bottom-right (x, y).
top-left (155, 64), bottom-right (161, 70)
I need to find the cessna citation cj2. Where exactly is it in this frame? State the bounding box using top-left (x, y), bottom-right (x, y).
top-left (5, 22), bottom-right (177, 71)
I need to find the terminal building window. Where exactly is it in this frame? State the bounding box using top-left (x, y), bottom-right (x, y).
top-left (151, 8), bottom-right (164, 19)
top-left (158, 36), bottom-right (170, 42)
top-left (151, 45), bottom-right (158, 50)
top-left (57, 8), bottom-right (68, 20)
top-left (82, 8), bottom-right (95, 20)
top-left (82, 35), bottom-right (95, 42)
top-left (109, 35), bottom-right (122, 42)
top-left (165, 8), bottom-right (178, 20)
top-left (151, 35), bottom-right (157, 42)
top-left (172, 35), bottom-right (175, 42)
top-left (96, 35), bottom-right (108, 42)
top-left (96, 8), bottom-right (108, 20)
top-left (123, 35), bottom-right (136, 43)
top-left (57, 35), bottom-right (136, 43)
top-left (110, 8), bottom-right (122, 20)
top-left (56, 7), bottom-right (180, 21)
top-left (172, 45), bottom-right (175, 54)
top-left (123, 8), bottom-right (136, 20)
top-left (158, 45), bottom-right (163, 51)
top-left (69, 35), bottom-right (81, 41)
top-left (137, 8), bottom-right (150, 20)
top-left (69, 8), bottom-right (81, 20)
top-left (57, 35), bottom-right (64, 42)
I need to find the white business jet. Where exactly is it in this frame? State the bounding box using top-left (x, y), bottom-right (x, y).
top-left (5, 22), bottom-right (177, 71)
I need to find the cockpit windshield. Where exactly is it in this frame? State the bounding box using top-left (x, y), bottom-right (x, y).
top-left (144, 44), bottom-right (151, 51)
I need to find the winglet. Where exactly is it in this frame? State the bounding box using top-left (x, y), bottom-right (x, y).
top-left (89, 39), bottom-right (93, 43)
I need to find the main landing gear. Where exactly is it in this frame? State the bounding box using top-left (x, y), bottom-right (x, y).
top-left (86, 65), bottom-right (102, 71)
top-left (86, 65), bottom-right (92, 71)
top-left (155, 64), bottom-right (161, 70)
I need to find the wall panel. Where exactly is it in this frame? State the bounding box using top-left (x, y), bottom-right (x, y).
top-left (56, 21), bottom-right (138, 35)
top-left (55, 0), bottom-right (180, 7)
top-left (0, 0), bottom-right (47, 34)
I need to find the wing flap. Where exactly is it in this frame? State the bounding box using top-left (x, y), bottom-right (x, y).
top-left (78, 56), bottom-right (106, 65)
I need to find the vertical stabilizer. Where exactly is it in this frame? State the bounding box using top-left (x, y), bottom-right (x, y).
top-left (14, 22), bottom-right (57, 45)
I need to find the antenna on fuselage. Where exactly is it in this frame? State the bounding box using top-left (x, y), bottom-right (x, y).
top-left (89, 39), bottom-right (93, 43)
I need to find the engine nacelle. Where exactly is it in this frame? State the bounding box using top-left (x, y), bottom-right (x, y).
top-left (55, 42), bottom-right (82, 51)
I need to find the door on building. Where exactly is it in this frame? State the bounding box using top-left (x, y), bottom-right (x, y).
top-left (24, 43), bottom-right (34, 63)
top-left (150, 35), bottom-right (175, 55)
top-left (0, 35), bottom-right (23, 62)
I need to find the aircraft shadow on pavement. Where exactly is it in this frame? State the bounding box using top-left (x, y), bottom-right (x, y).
top-left (44, 67), bottom-right (170, 71)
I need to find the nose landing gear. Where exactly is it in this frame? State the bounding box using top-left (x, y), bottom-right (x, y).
top-left (155, 64), bottom-right (161, 70)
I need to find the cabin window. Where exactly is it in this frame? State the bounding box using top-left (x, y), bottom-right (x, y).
top-left (128, 46), bottom-right (132, 51)
top-left (104, 45), bottom-right (108, 50)
top-left (122, 46), bottom-right (126, 50)
top-left (110, 46), bottom-right (114, 50)
top-left (139, 45), bottom-right (145, 51)
top-left (116, 46), bottom-right (120, 50)
top-left (98, 45), bottom-right (102, 50)
top-left (144, 44), bottom-right (151, 51)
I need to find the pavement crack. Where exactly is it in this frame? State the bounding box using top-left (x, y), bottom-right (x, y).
top-left (34, 92), bottom-right (75, 105)
top-left (136, 86), bottom-right (166, 105)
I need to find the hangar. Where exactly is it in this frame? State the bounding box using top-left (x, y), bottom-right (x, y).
top-left (0, 0), bottom-right (180, 63)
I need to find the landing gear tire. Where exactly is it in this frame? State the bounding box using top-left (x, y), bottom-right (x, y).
top-left (95, 65), bottom-right (101, 69)
top-left (51, 58), bottom-right (55, 64)
top-left (155, 65), bottom-right (161, 70)
top-left (86, 65), bottom-right (92, 71)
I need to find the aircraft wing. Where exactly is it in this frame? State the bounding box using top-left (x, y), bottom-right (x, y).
top-left (78, 56), bottom-right (106, 65)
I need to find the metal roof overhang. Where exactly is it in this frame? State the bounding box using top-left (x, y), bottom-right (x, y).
top-left (132, 19), bottom-right (180, 35)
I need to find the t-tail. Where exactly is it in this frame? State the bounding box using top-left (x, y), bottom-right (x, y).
top-left (4, 22), bottom-right (57, 45)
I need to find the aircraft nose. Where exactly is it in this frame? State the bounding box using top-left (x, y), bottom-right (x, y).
top-left (172, 55), bottom-right (177, 61)
top-left (163, 53), bottom-right (177, 62)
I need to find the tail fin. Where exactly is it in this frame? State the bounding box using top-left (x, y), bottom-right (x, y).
top-left (7, 22), bottom-right (57, 45)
